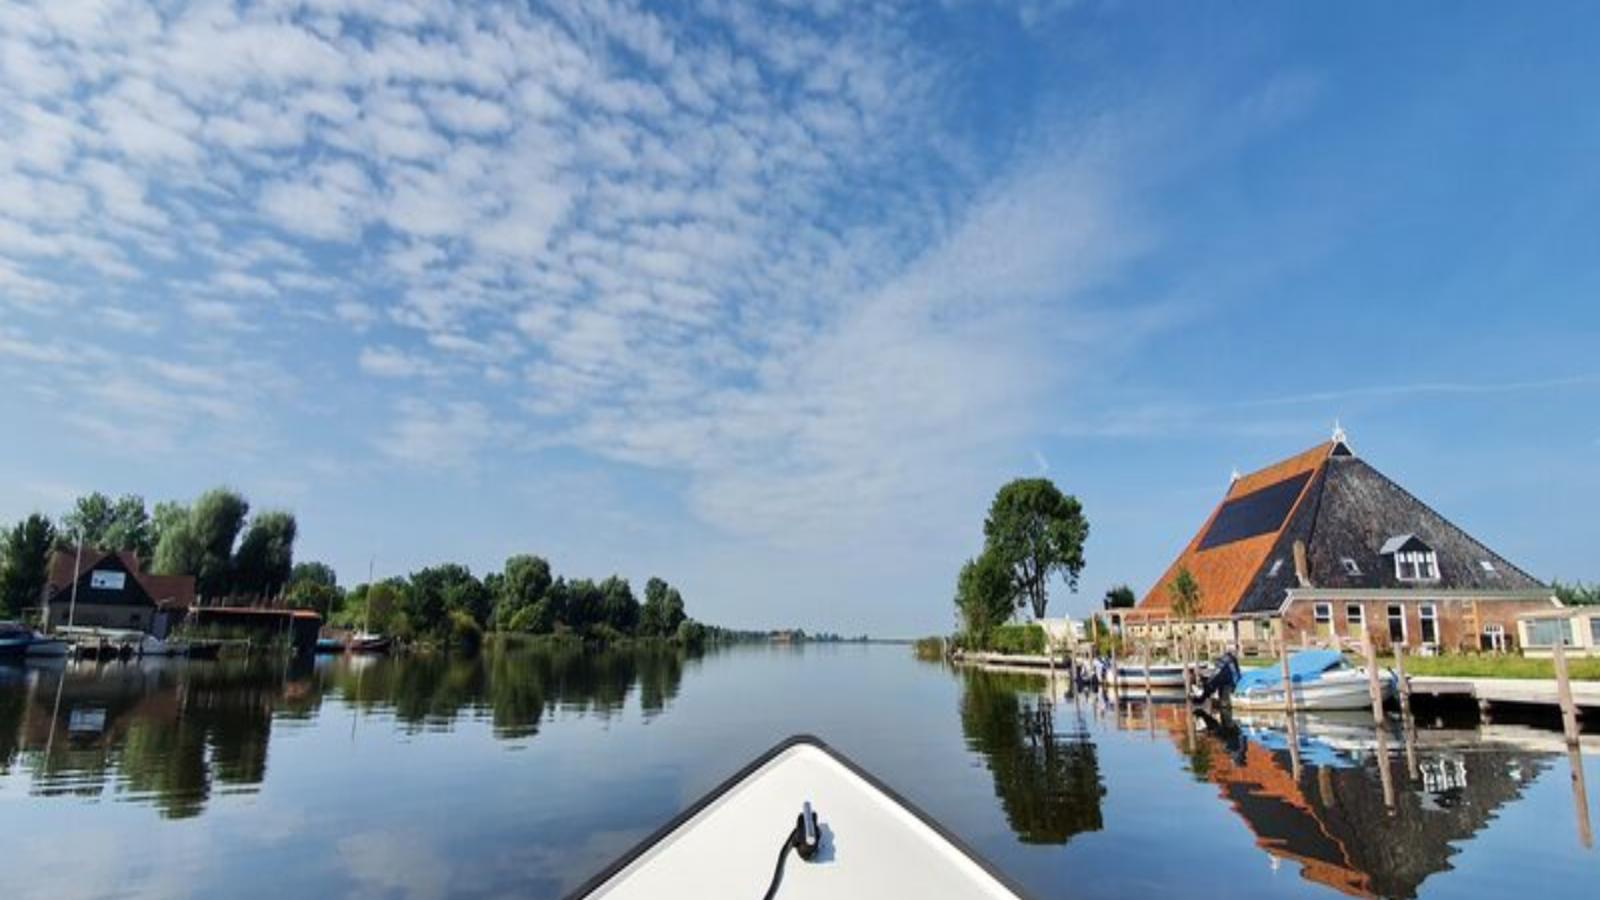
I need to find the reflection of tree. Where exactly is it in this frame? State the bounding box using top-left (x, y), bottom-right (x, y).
top-left (636, 648), bottom-right (683, 718)
top-left (959, 669), bottom-right (1105, 844)
top-left (0, 670), bottom-right (26, 773)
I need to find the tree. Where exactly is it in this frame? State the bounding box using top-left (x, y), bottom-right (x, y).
top-left (61, 492), bottom-right (115, 549)
top-left (408, 564), bottom-right (482, 635)
top-left (290, 561), bottom-right (338, 590)
top-left (956, 550), bottom-right (1015, 637)
top-left (1102, 585), bottom-right (1136, 610)
top-left (104, 495), bottom-right (155, 564)
top-left (232, 511), bottom-right (297, 599)
top-left (495, 555), bottom-right (552, 628)
top-left (641, 577), bottom-right (688, 637)
top-left (152, 507), bottom-right (206, 580)
top-left (1167, 566), bottom-right (1201, 622)
top-left (1553, 579), bottom-right (1600, 607)
top-left (190, 488), bottom-right (250, 598)
top-left (598, 575), bottom-right (639, 633)
top-left (982, 479), bottom-right (1089, 620)
top-left (0, 514), bottom-right (55, 617)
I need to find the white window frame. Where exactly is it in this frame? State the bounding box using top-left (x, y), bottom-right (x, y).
top-left (1483, 622), bottom-right (1506, 652)
top-left (1267, 558), bottom-right (1284, 578)
top-left (1313, 602), bottom-right (1332, 626)
top-left (1418, 603), bottom-right (1438, 645)
top-left (1342, 558), bottom-right (1362, 577)
top-left (1387, 603), bottom-right (1408, 645)
top-left (1395, 550), bottom-right (1439, 582)
top-left (1345, 603), bottom-right (1364, 629)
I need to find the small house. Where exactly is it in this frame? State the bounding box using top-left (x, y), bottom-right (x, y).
top-left (43, 547), bottom-right (196, 636)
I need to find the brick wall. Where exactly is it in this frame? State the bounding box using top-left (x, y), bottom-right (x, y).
top-left (1283, 597), bottom-right (1554, 652)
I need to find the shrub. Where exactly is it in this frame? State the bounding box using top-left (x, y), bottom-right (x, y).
top-left (913, 636), bottom-right (946, 660)
top-left (987, 623), bottom-right (1046, 655)
top-left (448, 609), bottom-right (482, 653)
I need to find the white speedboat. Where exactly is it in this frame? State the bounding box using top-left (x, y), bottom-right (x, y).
top-left (1230, 650), bottom-right (1396, 711)
top-left (1112, 662), bottom-right (1207, 689)
top-left (575, 736), bottom-right (1025, 899)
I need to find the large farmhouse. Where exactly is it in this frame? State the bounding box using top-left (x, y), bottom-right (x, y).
top-left (1124, 431), bottom-right (1558, 653)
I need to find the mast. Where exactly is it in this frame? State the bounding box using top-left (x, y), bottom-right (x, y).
top-left (364, 556), bottom-right (375, 636)
top-left (66, 533), bottom-right (83, 629)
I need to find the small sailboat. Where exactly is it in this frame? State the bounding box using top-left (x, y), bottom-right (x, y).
top-left (1229, 649), bottom-right (1397, 711)
top-left (573, 735), bottom-right (1026, 899)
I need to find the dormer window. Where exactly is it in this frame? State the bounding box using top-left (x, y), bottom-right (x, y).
top-left (1267, 558), bottom-right (1284, 578)
top-left (1395, 550), bottom-right (1438, 581)
top-left (1381, 534), bottom-right (1438, 583)
top-left (1341, 558), bottom-right (1362, 577)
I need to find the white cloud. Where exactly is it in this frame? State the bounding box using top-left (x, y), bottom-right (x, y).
top-left (380, 399), bottom-right (498, 467)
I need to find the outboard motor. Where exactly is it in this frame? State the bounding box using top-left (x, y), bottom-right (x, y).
top-left (1193, 651), bottom-right (1242, 704)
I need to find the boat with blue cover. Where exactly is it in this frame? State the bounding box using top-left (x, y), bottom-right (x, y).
top-left (1229, 649), bottom-right (1396, 711)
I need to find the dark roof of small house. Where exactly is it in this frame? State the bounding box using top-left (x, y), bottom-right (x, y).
top-left (1233, 452), bottom-right (1544, 613)
top-left (44, 548), bottom-right (156, 608)
top-left (46, 547), bottom-right (196, 609)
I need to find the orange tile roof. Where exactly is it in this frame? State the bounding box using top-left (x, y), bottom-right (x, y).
top-left (1138, 442), bottom-right (1332, 618)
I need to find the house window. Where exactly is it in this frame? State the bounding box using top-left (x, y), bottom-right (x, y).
top-left (1387, 604), bottom-right (1407, 644)
top-left (1419, 603), bottom-right (1438, 644)
top-left (1396, 550), bottom-right (1438, 582)
top-left (1525, 619), bottom-right (1572, 647)
top-left (1267, 558), bottom-right (1284, 578)
top-left (1313, 603), bottom-right (1332, 632)
top-left (1591, 618), bottom-right (1600, 646)
top-left (1341, 558), bottom-right (1362, 577)
top-left (1483, 623), bottom-right (1506, 652)
top-left (1479, 560), bottom-right (1498, 575)
top-left (1346, 603), bottom-right (1364, 629)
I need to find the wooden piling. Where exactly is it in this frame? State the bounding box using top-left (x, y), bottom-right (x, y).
top-left (1552, 629), bottom-right (1581, 747)
top-left (1278, 637), bottom-right (1296, 717)
top-left (1142, 641), bottom-right (1153, 701)
top-left (1362, 634), bottom-right (1385, 725)
top-left (1569, 743), bottom-right (1593, 850)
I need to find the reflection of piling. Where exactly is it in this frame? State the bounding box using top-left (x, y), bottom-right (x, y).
top-left (1568, 743), bottom-right (1592, 849)
top-left (1278, 638), bottom-right (1296, 717)
top-left (1374, 723), bottom-right (1396, 814)
top-left (1395, 643), bottom-right (1418, 779)
top-left (1362, 635), bottom-right (1385, 725)
top-left (1142, 642), bottom-right (1153, 703)
top-left (1552, 634), bottom-right (1581, 747)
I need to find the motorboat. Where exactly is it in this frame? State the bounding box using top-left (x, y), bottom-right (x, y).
top-left (1229, 650), bottom-right (1397, 711)
top-left (315, 635), bottom-right (346, 654)
top-left (1112, 661), bottom-right (1209, 690)
top-left (574, 735), bottom-right (1026, 899)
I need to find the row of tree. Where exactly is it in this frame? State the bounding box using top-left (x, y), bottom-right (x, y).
top-left (954, 478), bottom-right (1089, 639)
top-left (0, 488), bottom-right (300, 616)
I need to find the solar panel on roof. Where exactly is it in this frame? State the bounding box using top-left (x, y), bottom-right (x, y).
top-left (1198, 471), bottom-right (1311, 550)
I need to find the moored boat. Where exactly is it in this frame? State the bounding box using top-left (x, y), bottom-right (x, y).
top-left (1229, 650), bottom-right (1396, 711)
top-left (1112, 662), bottom-right (1209, 689)
top-left (315, 635), bottom-right (345, 654)
top-left (574, 735), bottom-right (1026, 899)
top-left (347, 632), bottom-right (392, 654)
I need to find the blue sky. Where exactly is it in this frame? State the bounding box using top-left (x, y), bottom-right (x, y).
top-left (1, 1), bottom-right (1595, 636)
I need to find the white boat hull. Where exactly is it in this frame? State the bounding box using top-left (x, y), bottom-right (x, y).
top-left (1113, 664), bottom-right (1207, 689)
top-left (577, 736), bottom-right (1024, 899)
top-left (1232, 668), bottom-right (1396, 711)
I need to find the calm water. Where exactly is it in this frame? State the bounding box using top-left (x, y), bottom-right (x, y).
top-left (1, 644), bottom-right (1595, 899)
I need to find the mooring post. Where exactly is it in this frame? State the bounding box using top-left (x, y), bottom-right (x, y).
top-left (1363, 634), bottom-right (1385, 726)
top-left (1142, 640), bottom-right (1153, 702)
top-left (1552, 626), bottom-right (1580, 747)
top-left (1394, 642), bottom-right (1418, 778)
top-left (1569, 743), bottom-right (1593, 849)
top-left (1279, 637), bottom-right (1296, 718)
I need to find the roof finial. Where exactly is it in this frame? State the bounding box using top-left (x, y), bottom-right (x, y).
top-left (1331, 419), bottom-right (1347, 447)
top-left (1229, 466), bottom-right (1241, 483)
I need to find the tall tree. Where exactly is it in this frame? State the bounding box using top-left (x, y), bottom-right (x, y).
top-left (495, 555), bottom-right (552, 627)
top-left (598, 575), bottom-right (639, 633)
top-left (232, 511), bottom-right (297, 599)
top-left (152, 507), bottom-right (206, 579)
top-left (290, 561), bottom-right (338, 590)
top-left (190, 488), bottom-right (250, 598)
top-left (640, 577), bottom-right (686, 637)
top-left (956, 550), bottom-right (1015, 636)
top-left (0, 514), bottom-right (56, 617)
top-left (61, 492), bottom-right (115, 548)
top-left (103, 495), bottom-right (154, 564)
top-left (982, 479), bottom-right (1089, 620)
top-left (1102, 585), bottom-right (1136, 610)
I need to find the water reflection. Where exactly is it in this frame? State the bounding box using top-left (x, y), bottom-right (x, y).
top-left (0, 644), bottom-right (691, 818)
top-left (958, 669), bottom-right (1105, 844)
top-left (1129, 702), bottom-right (1550, 898)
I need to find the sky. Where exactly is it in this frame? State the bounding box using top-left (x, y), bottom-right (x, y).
top-left (1, 1), bottom-right (1596, 636)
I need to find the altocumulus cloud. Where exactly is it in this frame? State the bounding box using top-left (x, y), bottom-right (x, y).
top-left (0, 0), bottom-right (1158, 547)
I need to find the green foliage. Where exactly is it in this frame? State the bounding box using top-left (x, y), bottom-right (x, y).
top-left (981, 478), bottom-right (1089, 620)
top-left (987, 623), bottom-right (1047, 655)
top-left (62, 492), bottom-right (154, 563)
top-left (1167, 566), bottom-right (1201, 621)
top-left (956, 551), bottom-right (1015, 637)
top-left (494, 555), bottom-right (552, 628)
top-left (912, 636), bottom-right (946, 661)
top-left (290, 561), bottom-right (338, 589)
top-left (1, 514), bottom-right (55, 617)
top-left (675, 619), bottom-right (707, 649)
top-left (1102, 584), bottom-right (1136, 610)
top-left (639, 576), bottom-right (688, 637)
top-left (232, 511), bottom-right (297, 599)
top-left (598, 575), bottom-right (639, 633)
top-left (1553, 579), bottom-right (1600, 607)
top-left (448, 609), bottom-right (484, 653)
top-left (152, 507), bottom-right (205, 579)
top-left (190, 488), bottom-right (250, 598)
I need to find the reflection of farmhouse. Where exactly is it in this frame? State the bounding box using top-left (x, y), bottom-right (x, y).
top-left (1125, 430), bottom-right (1558, 652)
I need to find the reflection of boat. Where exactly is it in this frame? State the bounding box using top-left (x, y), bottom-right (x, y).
top-left (576, 735), bottom-right (1025, 899)
top-left (315, 636), bottom-right (344, 654)
top-left (0, 622), bottom-right (33, 659)
top-left (1231, 650), bottom-right (1395, 711)
top-left (347, 633), bottom-right (392, 654)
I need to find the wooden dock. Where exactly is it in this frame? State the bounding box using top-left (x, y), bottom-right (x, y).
top-left (949, 650), bottom-right (1070, 670)
top-left (1407, 676), bottom-right (1600, 712)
